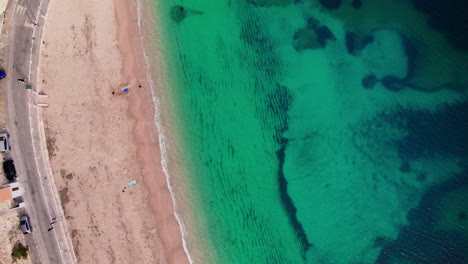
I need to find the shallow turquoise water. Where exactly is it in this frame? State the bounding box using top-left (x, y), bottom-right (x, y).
top-left (155, 1), bottom-right (468, 263)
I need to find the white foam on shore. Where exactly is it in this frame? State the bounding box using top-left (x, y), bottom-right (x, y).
top-left (135, 1), bottom-right (194, 263)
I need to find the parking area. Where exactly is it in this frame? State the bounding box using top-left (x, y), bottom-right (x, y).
top-left (0, 201), bottom-right (30, 264)
top-left (0, 77), bottom-right (10, 184)
top-left (0, 53), bottom-right (29, 263)
top-left (0, 84), bottom-right (7, 126)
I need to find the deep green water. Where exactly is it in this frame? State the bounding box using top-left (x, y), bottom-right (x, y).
top-left (155, 1), bottom-right (468, 263)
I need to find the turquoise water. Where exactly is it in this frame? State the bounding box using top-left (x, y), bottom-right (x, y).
top-left (155, 1), bottom-right (468, 263)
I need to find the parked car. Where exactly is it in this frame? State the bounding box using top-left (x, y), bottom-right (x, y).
top-left (0, 132), bottom-right (10, 152)
top-left (3, 160), bottom-right (17, 181)
top-left (20, 215), bottom-right (32, 234)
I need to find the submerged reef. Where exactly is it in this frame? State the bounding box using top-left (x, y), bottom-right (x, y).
top-left (277, 144), bottom-right (313, 259)
top-left (293, 28), bottom-right (322, 51)
top-left (377, 174), bottom-right (468, 263)
top-left (308, 0), bottom-right (468, 91)
top-left (361, 73), bottom-right (377, 89)
top-left (351, 0), bottom-right (362, 9)
top-left (387, 102), bottom-right (468, 160)
top-left (246, 0), bottom-right (294, 7)
top-left (319, 0), bottom-right (342, 9)
top-left (345, 31), bottom-right (373, 55)
top-left (380, 75), bottom-right (407, 92)
top-left (412, 0), bottom-right (468, 51)
top-left (293, 16), bottom-right (335, 51)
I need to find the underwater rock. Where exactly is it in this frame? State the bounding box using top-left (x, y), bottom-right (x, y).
top-left (319, 0), bottom-right (342, 9)
top-left (170, 5), bottom-right (188, 23)
top-left (315, 0), bottom-right (468, 90)
top-left (399, 161), bottom-right (411, 173)
top-left (345, 32), bottom-right (359, 55)
top-left (361, 73), bottom-right (377, 89)
top-left (373, 236), bottom-right (392, 248)
top-left (345, 32), bottom-right (373, 55)
top-left (416, 173), bottom-right (426, 182)
top-left (246, 0), bottom-right (294, 7)
top-left (170, 5), bottom-right (204, 23)
top-left (316, 26), bottom-right (335, 47)
top-left (381, 75), bottom-right (406, 92)
top-left (352, 0), bottom-right (362, 8)
top-left (304, 17), bottom-right (335, 48)
top-left (307, 17), bottom-right (320, 29)
top-left (170, 5), bottom-right (187, 23)
top-left (293, 28), bottom-right (322, 51)
top-left (400, 35), bottom-right (417, 80)
top-left (361, 30), bottom-right (409, 81)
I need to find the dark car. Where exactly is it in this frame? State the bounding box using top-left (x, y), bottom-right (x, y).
top-left (3, 160), bottom-right (17, 181)
top-left (0, 69), bottom-right (5, 79)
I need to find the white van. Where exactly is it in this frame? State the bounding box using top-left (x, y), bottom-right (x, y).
top-left (0, 133), bottom-right (9, 153)
top-left (20, 215), bottom-right (32, 234)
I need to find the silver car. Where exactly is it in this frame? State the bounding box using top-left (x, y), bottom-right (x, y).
top-left (20, 215), bottom-right (32, 234)
top-left (0, 133), bottom-right (10, 153)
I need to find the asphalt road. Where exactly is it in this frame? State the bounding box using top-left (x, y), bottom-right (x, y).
top-left (1, 0), bottom-right (76, 263)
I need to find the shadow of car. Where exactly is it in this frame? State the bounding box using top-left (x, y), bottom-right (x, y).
top-left (3, 160), bottom-right (17, 181)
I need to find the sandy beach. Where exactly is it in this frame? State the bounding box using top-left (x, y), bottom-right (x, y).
top-left (38, 0), bottom-right (189, 263)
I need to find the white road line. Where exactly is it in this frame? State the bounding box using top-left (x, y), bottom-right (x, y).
top-left (25, 1), bottom-right (66, 262)
top-left (16, 5), bottom-right (27, 15)
top-left (27, 0), bottom-right (77, 262)
top-left (28, 101), bottom-right (65, 264)
top-left (9, 1), bottom-right (19, 27)
top-left (27, 0), bottom-right (45, 83)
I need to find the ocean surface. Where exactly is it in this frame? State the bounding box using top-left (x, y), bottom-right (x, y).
top-left (153, 0), bottom-right (468, 263)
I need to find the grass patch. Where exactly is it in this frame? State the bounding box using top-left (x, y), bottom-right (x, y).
top-left (11, 242), bottom-right (29, 261)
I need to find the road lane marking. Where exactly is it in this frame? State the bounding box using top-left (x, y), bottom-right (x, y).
top-left (23, 0), bottom-right (77, 262)
top-left (29, 102), bottom-right (67, 264)
top-left (16, 5), bottom-right (27, 15)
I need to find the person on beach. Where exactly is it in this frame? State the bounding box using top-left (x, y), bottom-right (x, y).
top-left (112, 87), bottom-right (129, 95)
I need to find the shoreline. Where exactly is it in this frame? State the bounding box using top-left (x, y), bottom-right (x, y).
top-left (38, 0), bottom-right (190, 262)
top-left (113, 0), bottom-right (191, 263)
top-left (143, 2), bottom-right (221, 262)
top-left (133, 0), bottom-right (195, 262)
top-left (138, 1), bottom-right (214, 262)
